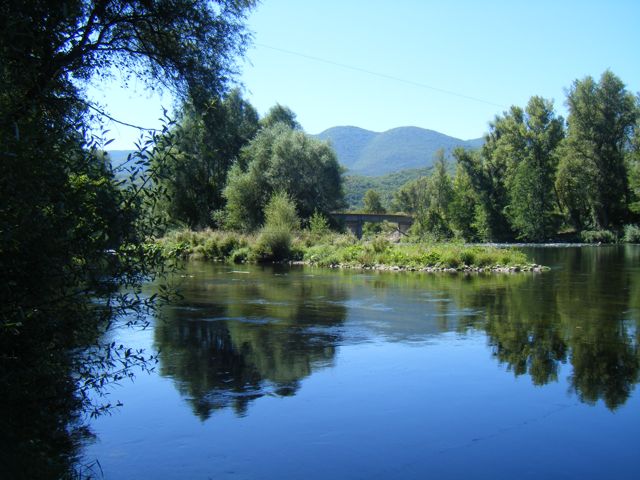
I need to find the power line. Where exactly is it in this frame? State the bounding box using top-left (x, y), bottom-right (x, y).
top-left (255, 43), bottom-right (507, 109)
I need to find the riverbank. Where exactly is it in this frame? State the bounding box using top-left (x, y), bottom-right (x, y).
top-left (155, 229), bottom-right (545, 273)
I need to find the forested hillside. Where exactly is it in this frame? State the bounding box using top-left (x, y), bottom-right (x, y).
top-left (315, 125), bottom-right (482, 175)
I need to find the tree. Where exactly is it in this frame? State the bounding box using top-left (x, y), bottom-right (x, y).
top-left (449, 164), bottom-right (480, 241)
top-left (363, 189), bottom-right (386, 213)
top-left (560, 71), bottom-right (638, 229)
top-left (503, 97), bottom-right (565, 241)
top-left (456, 137), bottom-right (513, 241)
top-left (153, 89), bottom-right (259, 228)
top-left (224, 123), bottom-right (344, 231)
top-left (0, 0), bottom-right (255, 475)
top-left (628, 122), bottom-right (640, 215)
top-left (259, 104), bottom-right (301, 130)
top-left (393, 176), bottom-right (431, 215)
top-left (394, 150), bottom-right (454, 239)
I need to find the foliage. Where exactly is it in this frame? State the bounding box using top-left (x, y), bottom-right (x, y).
top-left (255, 191), bottom-right (300, 261)
top-left (259, 104), bottom-right (301, 130)
top-left (363, 189), bottom-right (386, 214)
top-left (560, 71), bottom-right (638, 229)
top-left (502, 97), bottom-right (565, 241)
top-left (0, 0), bottom-right (255, 475)
top-left (627, 124), bottom-right (640, 215)
top-left (580, 230), bottom-right (618, 244)
top-left (309, 210), bottom-right (331, 237)
top-left (343, 166), bottom-right (431, 210)
top-left (152, 90), bottom-right (259, 229)
top-left (449, 165), bottom-right (480, 241)
top-left (303, 240), bottom-right (530, 270)
top-left (622, 224), bottom-right (640, 243)
top-left (395, 150), bottom-right (454, 241)
top-left (224, 124), bottom-right (344, 230)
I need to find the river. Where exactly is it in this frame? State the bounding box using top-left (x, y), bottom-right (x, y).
top-left (82, 246), bottom-right (640, 479)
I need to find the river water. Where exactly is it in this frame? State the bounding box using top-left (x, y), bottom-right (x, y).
top-left (83, 246), bottom-right (640, 479)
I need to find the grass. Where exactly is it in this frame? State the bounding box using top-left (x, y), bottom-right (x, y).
top-left (155, 228), bottom-right (538, 271)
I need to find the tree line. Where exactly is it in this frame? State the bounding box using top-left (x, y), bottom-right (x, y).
top-left (148, 93), bottom-right (345, 232)
top-left (389, 71), bottom-right (640, 242)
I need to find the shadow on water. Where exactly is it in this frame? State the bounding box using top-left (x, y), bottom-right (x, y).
top-left (153, 247), bottom-right (640, 418)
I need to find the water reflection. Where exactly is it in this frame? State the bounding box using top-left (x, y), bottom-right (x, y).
top-left (154, 265), bottom-right (348, 419)
top-left (154, 247), bottom-right (640, 418)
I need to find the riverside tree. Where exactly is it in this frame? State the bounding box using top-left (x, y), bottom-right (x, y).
top-left (557, 71), bottom-right (638, 229)
top-left (501, 97), bottom-right (565, 241)
top-left (152, 89), bottom-right (259, 229)
top-left (224, 123), bottom-right (344, 231)
top-left (0, 0), bottom-right (255, 476)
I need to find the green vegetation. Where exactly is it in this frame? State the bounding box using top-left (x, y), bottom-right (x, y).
top-left (157, 229), bottom-right (534, 271)
top-left (381, 71), bottom-right (640, 243)
top-left (0, 0), bottom-right (256, 476)
top-left (344, 166), bottom-right (431, 210)
top-left (221, 121), bottom-right (344, 230)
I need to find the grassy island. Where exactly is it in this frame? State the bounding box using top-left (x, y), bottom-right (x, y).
top-left (155, 229), bottom-right (544, 273)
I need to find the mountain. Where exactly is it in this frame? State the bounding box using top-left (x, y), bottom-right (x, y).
top-left (315, 126), bottom-right (483, 176)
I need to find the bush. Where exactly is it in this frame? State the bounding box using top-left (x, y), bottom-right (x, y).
top-left (230, 247), bottom-right (252, 264)
top-left (623, 224), bottom-right (640, 243)
top-left (580, 230), bottom-right (617, 244)
top-left (371, 236), bottom-right (390, 254)
top-left (309, 210), bottom-right (330, 236)
top-left (255, 191), bottom-right (300, 261)
top-left (255, 228), bottom-right (292, 261)
top-left (263, 190), bottom-right (300, 231)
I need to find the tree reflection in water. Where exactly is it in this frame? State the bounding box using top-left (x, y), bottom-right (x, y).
top-left (154, 265), bottom-right (348, 419)
top-left (154, 248), bottom-right (640, 419)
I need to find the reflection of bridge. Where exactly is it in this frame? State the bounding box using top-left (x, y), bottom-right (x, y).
top-left (330, 212), bottom-right (414, 238)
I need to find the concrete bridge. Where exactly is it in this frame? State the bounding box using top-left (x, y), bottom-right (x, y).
top-left (330, 212), bottom-right (414, 238)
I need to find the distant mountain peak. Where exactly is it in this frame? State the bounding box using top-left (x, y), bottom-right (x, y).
top-left (314, 126), bottom-right (483, 176)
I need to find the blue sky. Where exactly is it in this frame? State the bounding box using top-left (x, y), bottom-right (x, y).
top-left (93, 0), bottom-right (640, 149)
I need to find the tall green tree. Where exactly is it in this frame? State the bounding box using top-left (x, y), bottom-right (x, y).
top-left (456, 132), bottom-right (513, 241)
top-left (153, 89), bottom-right (259, 228)
top-left (559, 71), bottom-right (638, 229)
top-left (224, 123), bottom-right (344, 231)
top-left (628, 122), bottom-right (640, 215)
top-left (449, 164), bottom-right (481, 241)
top-left (503, 97), bottom-right (565, 241)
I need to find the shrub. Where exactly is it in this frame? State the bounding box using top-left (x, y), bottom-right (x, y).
top-left (230, 247), bottom-right (252, 264)
top-left (623, 224), bottom-right (640, 243)
top-left (309, 210), bottom-right (330, 236)
top-left (256, 228), bottom-right (292, 261)
top-left (264, 190), bottom-right (299, 231)
top-left (580, 230), bottom-right (617, 244)
top-left (255, 191), bottom-right (300, 261)
top-left (371, 236), bottom-right (390, 254)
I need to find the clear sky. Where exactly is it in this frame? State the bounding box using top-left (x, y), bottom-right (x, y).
top-left (93, 0), bottom-right (640, 149)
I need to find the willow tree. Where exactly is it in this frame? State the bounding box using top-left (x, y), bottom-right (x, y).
top-left (224, 123), bottom-right (344, 231)
top-left (557, 71), bottom-right (638, 229)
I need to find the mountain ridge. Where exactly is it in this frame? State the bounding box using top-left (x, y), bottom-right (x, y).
top-left (315, 125), bottom-right (483, 176)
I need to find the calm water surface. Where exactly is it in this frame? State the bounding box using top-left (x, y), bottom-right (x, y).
top-left (84, 246), bottom-right (640, 479)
